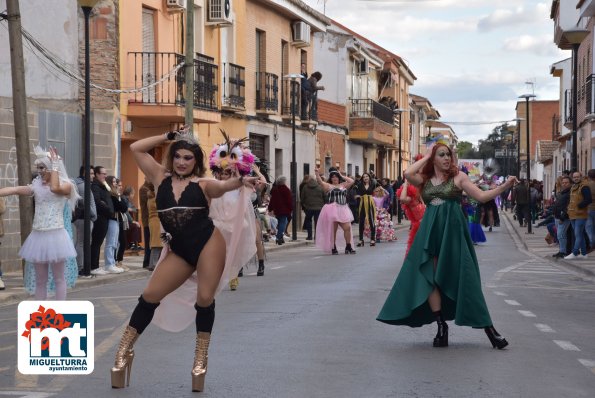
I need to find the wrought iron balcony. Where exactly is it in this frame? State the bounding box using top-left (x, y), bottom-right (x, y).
top-left (255, 72), bottom-right (279, 114)
top-left (348, 99), bottom-right (394, 146)
top-left (586, 74), bottom-right (595, 118)
top-left (564, 88), bottom-right (573, 128)
top-left (280, 78), bottom-right (301, 120)
top-left (128, 51), bottom-right (218, 111)
top-left (222, 62), bottom-right (245, 111)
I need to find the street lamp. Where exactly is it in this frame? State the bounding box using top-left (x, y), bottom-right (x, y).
top-left (562, 29), bottom-right (590, 171)
top-left (519, 94), bottom-right (535, 234)
top-left (393, 108), bottom-right (408, 224)
top-left (78, 0), bottom-right (99, 276)
top-left (285, 73), bottom-right (302, 241)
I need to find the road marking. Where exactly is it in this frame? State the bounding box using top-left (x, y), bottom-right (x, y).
top-left (0, 366), bottom-right (9, 372)
top-left (518, 310), bottom-right (536, 317)
top-left (101, 299), bottom-right (127, 318)
top-left (534, 323), bottom-right (556, 333)
top-left (0, 344), bottom-right (15, 352)
top-left (0, 392), bottom-right (55, 397)
top-left (553, 340), bottom-right (581, 351)
top-left (493, 291), bottom-right (508, 296)
top-left (578, 359), bottom-right (595, 375)
top-left (313, 256), bottom-right (323, 259)
top-left (270, 266), bottom-right (285, 270)
top-left (511, 270), bottom-right (566, 274)
top-left (504, 300), bottom-right (521, 306)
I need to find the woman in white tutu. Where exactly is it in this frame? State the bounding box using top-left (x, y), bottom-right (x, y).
top-left (315, 167), bottom-right (356, 254)
top-left (0, 147), bottom-right (78, 300)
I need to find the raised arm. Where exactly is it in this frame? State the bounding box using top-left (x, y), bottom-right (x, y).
top-left (48, 147), bottom-right (72, 196)
top-left (203, 175), bottom-right (259, 200)
top-left (129, 127), bottom-right (188, 185)
top-left (339, 171), bottom-right (354, 189)
top-left (314, 168), bottom-right (333, 193)
top-left (0, 185), bottom-right (33, 197)
top-left (458, 172), bottom-right (517, 203)
top-left (399, 180), bottom-right (412, 204)
top-left (404, 145), bottom-right (433, 186)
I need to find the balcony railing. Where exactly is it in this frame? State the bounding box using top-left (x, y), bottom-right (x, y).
top-left (350, 99), bottom-right (394, 125)
top-left (586, 74), bottom-right (595, 116)
top-left (222, 62), bottom-right (245, 110)
top-left (255, 72), bottom-right (279, 113)
top-left (128, 51), bottom-right (218, 111)
top-left (564, 88), bottom-right (573, 126)
top-left (281, 78), bottom-right (301, 118)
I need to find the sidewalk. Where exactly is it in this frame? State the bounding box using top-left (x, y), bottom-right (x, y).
top-left (501, 209), bottom-right (595, 278)
top-left (0, 219), bottom-right (412, 306)
top-left (0, 231), bottom-right (314, 306)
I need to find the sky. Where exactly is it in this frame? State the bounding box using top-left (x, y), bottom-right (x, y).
top-left (302, 0), bottom-right (568, 147)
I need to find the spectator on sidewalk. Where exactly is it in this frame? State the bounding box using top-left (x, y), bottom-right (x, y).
top-left (72, 165), bottom-right (97, 275)
top-left (0, 197), bottom-right (5, 290)
top-left (268, 176), bottom-right (293, 245)
top-left (513, 179), bottom-right (530, 227)
top-left (90, 166), bottom-right (114, 275)
top-left (552, 176), bottom-right (572, 258)
top-left (138, 178), bottom-right (153, 269)
top-left (565, 171), bottom-right (592, 259)
top-left (300, 174), bottom-right (325, 240)
top-left (586, 169), bottom-right (595, 250)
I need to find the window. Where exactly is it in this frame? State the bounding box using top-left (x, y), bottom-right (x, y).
top-left (38, 110), bottom-right (82, 178)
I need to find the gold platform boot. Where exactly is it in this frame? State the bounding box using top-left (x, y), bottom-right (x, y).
top-left (111, 325), bottom-right (139, 388)
top-left (191, 332), bottom-right (211, 392)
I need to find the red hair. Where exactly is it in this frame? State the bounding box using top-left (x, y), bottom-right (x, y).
top-left (420, 144), bottom-right (459, 183)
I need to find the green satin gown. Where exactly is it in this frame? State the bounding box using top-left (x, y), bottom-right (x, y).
top-left (377, 178), bottom-right (493, 328)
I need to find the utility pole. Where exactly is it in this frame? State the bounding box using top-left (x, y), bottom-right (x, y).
top-left (185, 4), bottom-right (194, 133)
top-left (6, 0), bottom-right (33, 244)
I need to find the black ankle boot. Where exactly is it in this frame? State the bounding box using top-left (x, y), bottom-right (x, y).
top-left (433, 313), bottom-right (448, 347)
top-left (238, 268), bottom-right (243, 277)
top-left (484, 326), bottom-right (508, 349)
top-left (257, 260), bottom-right (265, 276)
top-left (331, 245), bottom-right (338, 255)
top-left (345, 244), bottom-right (356, 254)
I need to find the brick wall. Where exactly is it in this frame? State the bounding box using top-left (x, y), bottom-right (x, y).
top-left (317, 100), bottom-right (346, 127)
top-left (317, 131), bottom-right (345, 174)
top-left (78, 1), bottom-right (119, 111)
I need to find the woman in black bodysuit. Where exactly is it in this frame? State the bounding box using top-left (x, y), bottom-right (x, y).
top-left (110, 127), bottom-right (257, 392)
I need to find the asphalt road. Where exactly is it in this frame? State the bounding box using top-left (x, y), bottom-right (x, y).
top-left (1, 222), bottom-right (595, 397)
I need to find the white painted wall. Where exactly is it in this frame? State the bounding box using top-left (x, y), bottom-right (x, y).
top-left (345, 141), bottom-right (364, 176)
top-left (0, 0), bottom-right (79, 99)
top-left (312, 31), bottom-right (348, 104)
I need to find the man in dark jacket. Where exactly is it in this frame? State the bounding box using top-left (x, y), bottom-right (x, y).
top-left (268, 176), bottom-right (293, 244)
top-left (513, 179), bottom-right (530, 227)
top-left (552, 176), bottom-right (572, 258)
top-left (300, 176), bottom-right (325, 240)
top-left (90, 166), bottom-right (114, 275)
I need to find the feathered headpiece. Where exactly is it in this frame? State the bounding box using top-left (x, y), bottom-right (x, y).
top-left (426, 135), bottom-right (450, 146)
top-left (209, 129), bottom-right (255, 176)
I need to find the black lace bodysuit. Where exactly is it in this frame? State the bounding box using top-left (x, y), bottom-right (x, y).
top-left (156, 176), bottom-right (215, 267)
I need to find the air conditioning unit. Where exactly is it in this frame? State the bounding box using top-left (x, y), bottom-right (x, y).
top-left (357, 58), bottom-right (369, 75)
top-left (208, 0), bottom-right (233, 24)
top-left (292, 21), bottom-right (311, 47)
top-left (165, 0), bottom-right (186, 11)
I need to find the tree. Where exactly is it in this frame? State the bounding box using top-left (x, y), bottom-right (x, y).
top-left (456, 141), bottom-right (479, 159)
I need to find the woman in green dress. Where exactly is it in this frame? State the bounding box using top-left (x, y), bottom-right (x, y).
top-left (377, 143), bottom-right (517, 349)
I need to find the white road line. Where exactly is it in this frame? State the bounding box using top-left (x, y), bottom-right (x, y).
top-left (0, 392), bottom-right (55, 397)
top-left (518, 310), bottom-right (537, 317)
top-left (504, 300), bottom-right (521, 306)
top-left (493, 291), bottom-right (508, 296)
top-left (534, 323), bottom-right (556, 333)
top-left (0, 344), bottom-right (15, 352)
top-left (578, 359), bottom-right (595, 375)
top-left (313, 256), bottom-right (323, 259)
top-left (553, 340), bottom-right (581, 351)
top-left (511, 270), bottom-right (566, 274)
top-left (270, 266), bottom-right (285, 270)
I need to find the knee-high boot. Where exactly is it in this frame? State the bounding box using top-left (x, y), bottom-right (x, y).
top-left (433, 311), bottom-right (448, 347)
top-left (111, 295), bottom-right (159, 388)
top-left (192, 301), bottom-right (215, 392)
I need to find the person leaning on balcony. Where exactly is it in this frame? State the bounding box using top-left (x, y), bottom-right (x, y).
top-left (306, 71), bottom-right (324, 120)
top-left (300, 63), bottom-right (310, 120)
top-left (564, 171), bottom-right (592, 259)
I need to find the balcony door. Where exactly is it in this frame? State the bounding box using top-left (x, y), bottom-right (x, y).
top-left (142, 8), bottom-right (156, 103)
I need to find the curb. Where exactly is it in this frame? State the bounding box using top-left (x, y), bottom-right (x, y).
top-left (501, 211), bottom-right (595, 278)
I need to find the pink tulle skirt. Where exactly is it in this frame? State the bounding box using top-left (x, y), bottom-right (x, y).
top-left (315, 203), bottom-right (354, 253)
top-left (19, 229), bottom-right (76, 263)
